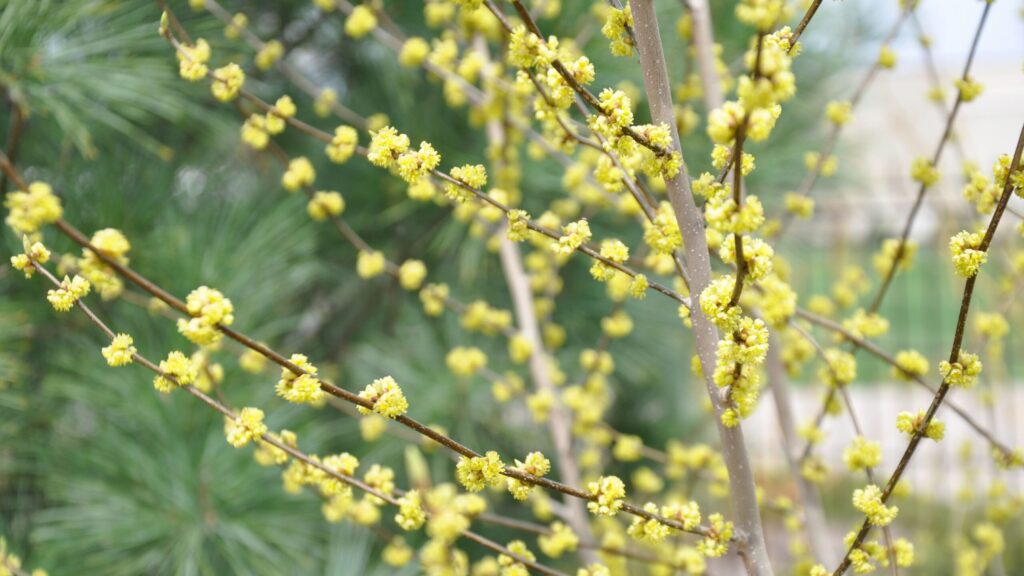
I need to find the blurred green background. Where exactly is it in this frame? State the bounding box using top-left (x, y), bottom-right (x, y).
top-left (1, 0), bottom-right (1021, 574)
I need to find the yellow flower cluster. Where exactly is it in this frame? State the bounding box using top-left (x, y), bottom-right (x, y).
top-left (507, 25), bottom-right (557, 69)
top-left (893, 349), bottom-right (929, 380)
top-left (735, 0), bottom-right (788, 31)
top-left (825, 100), bottom-right (853, 125)
top-left (211, 63), bottom-right (245, 102)
top-left (307, 191), bottom-right (345, 221)
top-left (878, 45), bottom-right (897, 69)
top-left (538, 522), bottom-right (578, 558)
top-left (255, 40), bottom-right (283, 71)
top-left (784, 192), bottom-right (814, 218)
top-left (873, 238), bottom-right (917, 275)
top-left (939, 351), bottom-right (982, 388)
top-left (445, 164), bottom-right (487, 202)
top-left (154, 350), bottom-right (198, 393)
top-left (356, 250), bottom-right (387, 279)
top-left (820, 348), bottom-right (857, 387)
top-left (367, 126), bottom-right (410, 168)
top-left (949, 230), bottom-right (986, 278)
top-left (398, 260), bottom-right (427, 291)
top-left (399, 37), bottom-right (430, 68)
top-left (642, 201), bottom-right (683, 255)
top-left (276, 354), bottom-right (324, 404)
top-left (699, 276), bottom-right (741, 331)
top-left (954, 76), bottom-right (984, 102)
top-left (586, 475), bottom-right (626, 516)
top-left (497, 539), bottom-right (535, 576)
top-left (507, 451), bottom-right (550, 500)
top-left (460, 300), bottom-right (511, 335)
top-left (663, 500), bottom-right (702, 530)
top-left (395, 490), bottom-right (426, 530)
top-left (600, 5), bottom-right (634, 57)
top-left (853, 484), bottom-right (898, 526)
top-left (698, 513), bottom-right (734, 557)
top-left (553, 218), bottom-right (591, 255)
top-left (396, 142), bottom-right (442, 184)
top-left (178, 38), bottom-right (210, 81)
top-left (896, 410), bottom-right (944, 441)
top-left (325, 125), bottom-right (359, 163)
top-left (344, 5), bottom-right (377, 39)
top-left (282, 156), bottom-right (316, 191)
top-left (357, 376), bottom-right (409, 419)
top-left (446, 346), bottom-right (487, 377)
top-left (10, 237), bottom-right (50, 278)
top-left (419, 283), bottom-right (449, 316)
top-left (506, 209), bottom-right (531, 241)
top-left (910, 156), bottom-right (940, 188)
top-left (843, 436), bottom-right (882, 470)
top-left (627, 502), bottom-right (671, 543)
top-left (719, 235), bottom-right (774, 281)
top-left (805, 151), bottom-right (838, 176)
top-left (46, 274), bottom-right (91, 312)
top-left (101, 333), bottom-right (136, 367)
top-left (177, 286), bottom-right (233, 346)
top-left (5, 181), bottom-right (63, 237)
top-left (456, 451), bottom-right (504, 492)
top-left (842, 309), bottom-right (889, 339)
top-left (225, 407), bottom-right (268, 448)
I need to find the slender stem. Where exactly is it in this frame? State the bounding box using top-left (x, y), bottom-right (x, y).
top-left (630, 2), bottom-right (772, 574)
top-left (831, 123), bottom-right (1023, 576)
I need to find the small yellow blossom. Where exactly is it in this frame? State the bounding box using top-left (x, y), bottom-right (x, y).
top-left (853, 484), bottom-right (898, 526)
top-left (446, 164), bottom-right (487, 201)
top-left (276, 354), bottom-right (324, 404)
top-left (896, 410), bottom-right (944, 441)
top-left (46, 274), bottom-right (90, 312)
top-left (419, 283), bottom-right (449, 316)
top-left (101, 333), bottom-right (136, 367)
top-left (939, 351), bottom-right (982, 388)
top-left (399, 37), bottom-right (430, 68)
top-left (356, 250), bottom-right (387, 279)
top-left (307, 191), bottom-right (345, 221)
top-left (878, 45), bottom-right (897, 69)
top-left (282, 156), bottom-right (316, 191)
top-left (357, 376), bottom-right (409, 419)
top-left (601, 5), bottom-right (634, 57)
top-left (456, 451), bottom-right (504, 492)
top-left (893, 349), bottom-right (928, 380)
top-left (154, 350), bottom-right (198, 393)
top-left (954, 77), bottom-right (984, 102)
top-left (949, 230), bottom-right (986, 277)
top-left (210, 63), bottom-right (245, 102)
top-left (344, 5), bottom-right (378, 39)
top-left (367, 126), bottom-right (410, 168)
top-left (177, 38), bottom-right (210, 81)
top-left (314, 88), bottom-right (337, 117)
top-left (538, 522), bottom-right (578, 558)
top-left (255, 40), bottom-right (283, 71)
top-left (177, 286), bottom-right (233, 346)
top-left (396, 142), bottom-right (442, 184)
top-left (225, 407), bottom-right (267, 448)
top-left (910, 156), bottom-right (940, 188)
top-left (785, 193), bottom-right (814, 218)
top-left (5, 181), bottom-right (63, 236)
top-left (587, 475), bottom-right (626, 516)
top-left (398, 260), bottom-right (427, 291)
top-left (843, 436), bottom-right (882, 470)
top-left (825, 100), bottom-right (853, 125)
top-left (326, 125), bottom-right (359, 163)
top-left (506, 209), bottom-right (531, 241)
top-left (507, 451), bottom-right (550, 500)
top-left (395, 490), bottom-right (426, 530)
top-left (628, 502), bottom-right (671, 543)
top-left (446, 346), bottom-right (487, 377)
